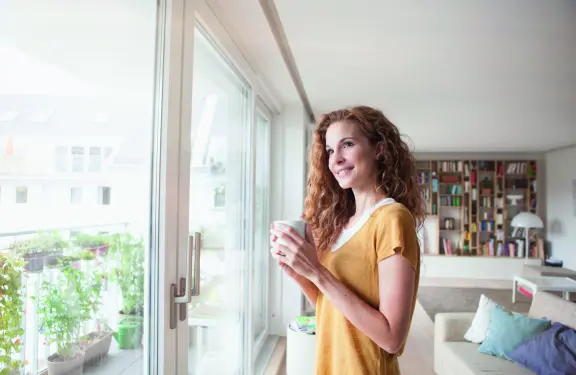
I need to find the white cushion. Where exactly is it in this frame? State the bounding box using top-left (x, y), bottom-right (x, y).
top-left (463, 294), bottom-right (500, 344)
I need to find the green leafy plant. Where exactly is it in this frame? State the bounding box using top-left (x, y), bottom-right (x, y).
top-left (79, 250), bottom-right (96, 261)
top-left (74, 234), bottom-right (108, 251)
top-left (0, 255), bottom-right (26, 373)
top-left (37, 263), bottom-right (101, 359)
top-left (109, 233), bottom-right (145, 316)
top-left (9, 232), bottom-right (67, 256)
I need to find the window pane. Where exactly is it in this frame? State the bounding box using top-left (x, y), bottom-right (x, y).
top-left (71, 147), bottom-right (85, 173)
top-left (0, 1), bottom-right (158, 375)
top-left (55, 146), bottom-right (68, 172)
top-left (70, 187), bottom-right (83, 205)
top-left (16, 186), bottom-right (28, 203)
top-left (187, 29), bottom-right (251, 375)
top-left (252, 111), bottom-right (270, 344)
top-left (89, 147), bottom-right (102, 172)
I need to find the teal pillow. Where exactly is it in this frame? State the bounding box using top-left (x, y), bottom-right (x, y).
top-left (478, 305), bottom-right (551, 358)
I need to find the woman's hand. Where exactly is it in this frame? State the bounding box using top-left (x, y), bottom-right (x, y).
top-left (269, 223), bottom-right (322, 280)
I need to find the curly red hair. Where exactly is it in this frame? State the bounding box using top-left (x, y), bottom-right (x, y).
top-left (302, 105), bottom-right (426, 252)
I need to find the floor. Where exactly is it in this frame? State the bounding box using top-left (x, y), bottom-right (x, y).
top-left (398, 301), bottom-right (435, 375)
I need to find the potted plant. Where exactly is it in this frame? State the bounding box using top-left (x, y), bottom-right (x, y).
top-left (37, 264), bottom-right (87, 375)
top-left (0, 254), bottom-right (26, 374)
top-left (10, 233), bottom-right (67, 273)
top-left (109, 233), bottom-right (145, 349)
top-left (74, 234), bottom-right (109, 256)
top-left (74, 269), bottom-right (112, 370)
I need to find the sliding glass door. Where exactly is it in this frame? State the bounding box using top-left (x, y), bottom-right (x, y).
top-left (1, 2), bottom-right (274, 374)
top-left (178, 28), bottom-right (273, 375)
top-left (184, 28), bottom-right (251, 375)
top-left (0, 0), bottom-right (177, 374)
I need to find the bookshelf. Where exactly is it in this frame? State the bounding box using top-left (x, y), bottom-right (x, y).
top-left (417, 159), bottom-right (543, 259)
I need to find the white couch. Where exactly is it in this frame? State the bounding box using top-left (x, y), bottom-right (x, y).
top-left (434, 291), bottom-right (576, 375)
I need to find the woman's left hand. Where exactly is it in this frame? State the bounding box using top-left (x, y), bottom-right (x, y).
top-left (270, 223), bottom-right (322, 280)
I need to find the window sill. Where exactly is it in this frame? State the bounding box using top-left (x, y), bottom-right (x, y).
top-left (256, 335), bottom-right (286, 375)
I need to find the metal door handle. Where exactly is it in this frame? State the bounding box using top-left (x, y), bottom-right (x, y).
top-left (170, 232), bottom-right (202, 329)
top-left (191, 233), bottom-right (202, 296)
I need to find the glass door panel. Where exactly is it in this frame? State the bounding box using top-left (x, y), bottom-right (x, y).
top-left (186, 29), bottom-right (251, 375)
top-left (0, 1), bottom-right (174, 374)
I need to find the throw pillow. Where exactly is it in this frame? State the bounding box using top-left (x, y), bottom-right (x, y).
top-left (507, 322), bottom-right (576, 375)
top-left (464, 294), bottom-right (500, 343)
top-left (478, 305), bottom-right (551, 358)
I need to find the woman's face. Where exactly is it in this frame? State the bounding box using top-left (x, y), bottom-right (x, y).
top-left (325, 120), bottom-right (382, 190)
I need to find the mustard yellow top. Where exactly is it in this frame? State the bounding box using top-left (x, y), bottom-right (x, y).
top-left (314, 201), bottom-right (420, 375)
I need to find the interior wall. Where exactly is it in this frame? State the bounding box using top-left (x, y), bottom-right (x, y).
top-left (545, 145), bottom-right (576, 270)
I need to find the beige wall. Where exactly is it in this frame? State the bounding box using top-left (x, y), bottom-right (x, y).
top-left (545, 145), bottom-right (576, 269)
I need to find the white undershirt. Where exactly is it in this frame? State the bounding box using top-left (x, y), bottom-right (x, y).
top-left (331, 197), bottom-right (396, 252)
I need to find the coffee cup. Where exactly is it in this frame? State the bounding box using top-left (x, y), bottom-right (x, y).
top-left (273, 220), bottom-right (306, 246)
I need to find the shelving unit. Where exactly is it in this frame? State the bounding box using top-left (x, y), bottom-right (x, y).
top-left (418, 159), bottom-right (542, 259)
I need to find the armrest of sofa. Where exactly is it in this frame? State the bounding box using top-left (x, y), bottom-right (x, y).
top-left (434, 312), bottom-right (475, 343)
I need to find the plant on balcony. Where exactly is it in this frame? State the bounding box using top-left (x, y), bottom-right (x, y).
top-left (109, 233), bottom-right (145, 349)
top-left (10, 232), bottom-right (67, 273)
top-left (75, 267), bottom-right (111, 370)
top-left (37, 263), bottom-right (90, 375)
top-left (0, 254), bottom-right (26, 374)
top-left (73, 234), bottom-right (109, 256)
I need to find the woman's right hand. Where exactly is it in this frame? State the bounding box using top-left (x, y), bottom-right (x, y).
top-left (269, 223), bottom-right (316, 281)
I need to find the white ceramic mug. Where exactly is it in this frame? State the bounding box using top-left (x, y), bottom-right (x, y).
top-left (273, 220), bottom-right (306, 246)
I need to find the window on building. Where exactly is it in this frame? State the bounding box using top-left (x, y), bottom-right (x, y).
top-left (71, 147), bottom-right (85, 173)
top-left (16, 186), bottom-right (27, 203)
top-left (88, 147), bottom-right (102, 172)
top-left (98, 186), bottom-right (111, 205)
top-left (55, 146), bottom-right (68, 172)
top-left (70, 187), bottom-right (83, 205)
top-left (213, 184), bottom-right (225, 208)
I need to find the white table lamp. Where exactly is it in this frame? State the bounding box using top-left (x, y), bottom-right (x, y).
top-left (511, 212), bottom-right (543, 261)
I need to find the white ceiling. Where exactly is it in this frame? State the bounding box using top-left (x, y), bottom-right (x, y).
top-left (220, 0), bottom-right (576, 152)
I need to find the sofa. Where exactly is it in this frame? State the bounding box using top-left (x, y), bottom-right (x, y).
top-left (434, 291), bottom-right (576, 375)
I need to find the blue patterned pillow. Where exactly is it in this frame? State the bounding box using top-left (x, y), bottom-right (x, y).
top-left (478, 305), bottom-right (550, 358)
top-left (507, 322), bottom-right (576, 375)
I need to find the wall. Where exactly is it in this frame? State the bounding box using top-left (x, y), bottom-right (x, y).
top-left (422, 255), bottom-right (541, 279)
top-left (269, 102), bottom-right (309, 335)
top-left (545, 145), bottom-right (576, 270)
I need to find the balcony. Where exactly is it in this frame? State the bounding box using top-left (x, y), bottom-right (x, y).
top-left (1, 223), bottom-right (146, 375)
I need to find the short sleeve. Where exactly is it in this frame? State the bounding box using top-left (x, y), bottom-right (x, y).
top-left (373, 205), bottom-right (420, 270)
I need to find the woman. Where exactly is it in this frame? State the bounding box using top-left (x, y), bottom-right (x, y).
top-left (270, 105), bottom-right (425, 375)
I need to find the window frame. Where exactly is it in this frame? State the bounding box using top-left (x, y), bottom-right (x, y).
top-left (174, 3), bottom-right (284, 373)
top-left (251, 98), bottom-right (273, 360)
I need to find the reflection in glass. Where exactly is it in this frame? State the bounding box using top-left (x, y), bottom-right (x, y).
top-left (0, 1), bottom-right (157, 374)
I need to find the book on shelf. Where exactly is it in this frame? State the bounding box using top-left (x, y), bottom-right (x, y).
top-left (506, 162), bottom-right (527, 175)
